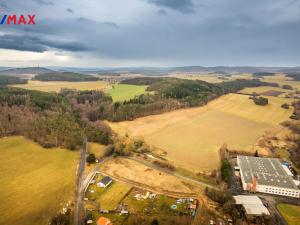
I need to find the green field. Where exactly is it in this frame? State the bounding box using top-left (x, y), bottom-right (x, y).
top-left (277, 203), bottom-right (300, 225)
top-left (85, 179), bottom-right (131, 211)
top-left (108, 84), bottom-right (147, 102)
top-left (111, 94), bottom-right (292, 172)
top-left (97, 182), bottom-right (132, 210)
top-left (11, 80), bottom-right (110, 92)
top-left (0, 136), bottom-right (79, 225)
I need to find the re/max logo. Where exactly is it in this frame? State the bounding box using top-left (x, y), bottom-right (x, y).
top-left (0, 15), bottom-right (36, 25)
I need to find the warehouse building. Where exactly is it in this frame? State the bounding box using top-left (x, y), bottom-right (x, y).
top-left (234, 195), bottom-right (270, 216)
top-left (237, 156), bottom-right (300, 198)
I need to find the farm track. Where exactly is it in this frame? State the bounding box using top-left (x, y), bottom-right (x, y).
top-left (127, 156), bottom-right (217, 190)
top-left (82, 156), bottom-right (217, 200)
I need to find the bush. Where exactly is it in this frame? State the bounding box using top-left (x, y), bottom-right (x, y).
top-left (221, 159), bottom-right (231, 184)
top-left (253, 96), bottom-right (268, 106)
top-left (282, 84), bottom-right (293, 90)
top-left (281, 103), bottom-right (289, 109)
top-left (86, 153), bottom-right (96, 163)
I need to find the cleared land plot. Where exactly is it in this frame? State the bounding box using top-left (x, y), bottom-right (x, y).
top-left (100, 158), bottom-right (194, 196)
top-left (107, 84), bottom-right (147, 102)
top-left (0, 136), bottom-right (78, 225)
top-left (239, 86), bottom-right (292, 97)
top-left (110, 94), bottom-right (292, 172)
top-left (123, 188), bottom-right (190, 214)
top-left (277, 203), bottom-right (300, 225)
top-left (11, 80), bottom-right (110, 92)
top-left (97, 182), bottom-right (132, 210)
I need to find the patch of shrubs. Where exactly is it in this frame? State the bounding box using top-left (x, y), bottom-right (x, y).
top-left (281, 103), bottom-right (289, 109)
top-left (86, 153), bottom-right (96, 164)
top-left (282, 84), bottom-right (293, 90)
top-left (153, 160), bottom-right (175, 170)
top-left (253, 96), bottom-right (268, 106)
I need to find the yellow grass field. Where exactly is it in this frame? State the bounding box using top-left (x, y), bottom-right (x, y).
top-left (110, 94), bottom-right (293, 172)
top-left (100, 158), bottom-right (194, 196)
top-left (11, 80), bottom-right (110, 92)
top-left (277, 204), bottom-right (300, 225)
top-left (87, 142), bottom-right (106, 159)
top-left (0, 136), bottom-right (79, 225)
top-left (239, 86), bottom-right (292, 96)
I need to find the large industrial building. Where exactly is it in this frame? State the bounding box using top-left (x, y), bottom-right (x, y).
top-left (237, 156), bottom-right (300, 198)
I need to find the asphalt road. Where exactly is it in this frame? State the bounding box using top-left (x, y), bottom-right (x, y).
top-left (74, 135), bottom-right (87, 225)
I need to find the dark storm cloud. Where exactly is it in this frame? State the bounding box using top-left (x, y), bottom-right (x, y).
top-left (66, 8), bottom-right (74, 14)
top-left (103, 22), bottom-right (119, 29)
top-left (0, 34), bottom-right (89, 52)
top-left (147, 0), bottom-right (195, 13)
top-left (1, 0), bottom-right (300, 66)
top-left (32, 0), bottom-right (54, 6)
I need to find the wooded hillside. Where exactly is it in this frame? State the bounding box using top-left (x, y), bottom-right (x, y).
top-left (34, 72), bottom-right (100, 82)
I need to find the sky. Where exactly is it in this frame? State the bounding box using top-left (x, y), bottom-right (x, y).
top-left (0, 0), bottom-right (300, 67)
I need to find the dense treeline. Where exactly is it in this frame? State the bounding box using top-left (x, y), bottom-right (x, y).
top-left (286, 72), bottom-right (300, 81)
top-left (217, 79), bottom-right (279, 93)
top-left (34, 72), bottom-right (100, 82)
top-left (0, 75), bottom-right (27, 85)
top-left (65, 78), bottom-right (278, 122)
top-left (281, 100), bottom-right (300, 168)
top-left (120, 77), bottom-right (164, 85)
top-left (0, 78), bottom-right (278, 149)
top-left (0, 87), bottom-right (112, 150)
top-left (252, 72), bottom-right (275, 77)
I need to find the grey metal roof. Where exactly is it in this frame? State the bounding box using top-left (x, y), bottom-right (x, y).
top-left (238, 156), bottom-right (299, 190)
top-left (100, 176), bottom-right (112, 185)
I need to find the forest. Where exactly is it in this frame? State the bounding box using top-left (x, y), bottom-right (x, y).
top-left (0, 75), bottom-right (28, 85)
top-left (34, 72), bottom-right (100, 82)
top-left (0, 77), bottom-right (278, 150)
top-left (0, 87), bottom-right (112, 150)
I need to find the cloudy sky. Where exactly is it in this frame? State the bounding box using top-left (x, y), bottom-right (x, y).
top-left (0, 0), bottom-right (300, 67)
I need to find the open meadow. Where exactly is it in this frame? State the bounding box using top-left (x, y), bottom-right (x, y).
top-left (110, 94), bottom-right (293, 172)
top-left (100, 158), bottom-right (194, 196)
top-left (11, 80), bottom-right (110, 92)
top-left (238, 86), bottom-right (292, 97)
top-left (277, 204), bottom-right (300, 225)
top-left (107, 84), bottom-right (148, 102)
top-left (0, 136), bottom-right (78, 225)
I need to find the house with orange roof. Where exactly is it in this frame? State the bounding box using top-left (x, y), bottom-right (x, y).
top-left (97, 217), bottom-right (112, 225)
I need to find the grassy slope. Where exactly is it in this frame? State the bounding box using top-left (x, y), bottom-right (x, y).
top-left (239, 86), bottom-right (292, 96)
top-left (111, 94), bottom-right (292, 172)
top-left (11, 80), bottom-right (110, 92)
top-left (277, 204), bottom-right (300, 225)
top-left (0, 136), bottom-right (78, 225)
top-left (97, 182), bottom-right (132, 210)
top-left (108, 84), bottom-right (147, 102)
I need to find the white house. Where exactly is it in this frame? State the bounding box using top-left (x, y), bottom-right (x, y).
top-left (97, 176), bottom-right (112, 188)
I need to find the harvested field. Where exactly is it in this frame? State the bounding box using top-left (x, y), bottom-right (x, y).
top-left (239, 86), bottom-right (291, 96)
top-left (0, 136), bottom-right (78, 225)
top-left (100, 158), bottom-right (195, 197)
top-left (109, 94), bottom-right (292, 172)
top-left (260, 90), bottom-right (285, 96)
top-left (11, 80), bottom-right (110, 92)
